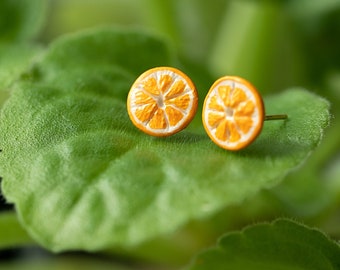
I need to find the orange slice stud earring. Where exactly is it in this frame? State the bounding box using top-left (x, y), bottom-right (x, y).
top-left (202, 76), bottom-right (287, 151)
top-left (127, 67), bottom-right (198, 137)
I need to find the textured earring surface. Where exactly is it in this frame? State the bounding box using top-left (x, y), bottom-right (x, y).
top-left (127, 67), bottom-right (198, 137)
top-left (202, 76), bottom-right (287, 151)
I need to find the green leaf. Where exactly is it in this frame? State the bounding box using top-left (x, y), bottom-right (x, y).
top-left (0, 0), bottom-right (47, 42)
top-left (0, 0), bottom-right (47, 96)
top-left (0, 212), bottom-right (34, 249)
top-left (269, 118), bottom-right (340, 219)
top-left (0, 91), bottom-right (9, 108)
top-left (0, 254), bottom-right (133, 270)
top-left (0, 27), bottom-right (330, 252)
top-left (42, 0), bottom-right (145, 42)
top-left (187, 219), bottom-right (340, 270)
top-left (0, 44), bottom-right (42, 91)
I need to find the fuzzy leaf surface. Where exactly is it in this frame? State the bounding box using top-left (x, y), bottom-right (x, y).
top-left (187, 219), bottom-right (340, 270)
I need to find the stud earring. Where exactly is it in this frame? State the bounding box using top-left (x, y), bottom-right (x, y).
top-left (127, 67), bottom-right (198, 137)
top-left (202, 76), bottom-right (287, 151)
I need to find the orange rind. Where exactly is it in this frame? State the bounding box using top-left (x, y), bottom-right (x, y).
top-left (202, 76), bottom-right (265, 150)
top-left (127, 67), bottom-right (198, 137)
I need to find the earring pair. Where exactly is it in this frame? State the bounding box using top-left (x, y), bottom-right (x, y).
top-left (127, 67), bottom-right (287, 151)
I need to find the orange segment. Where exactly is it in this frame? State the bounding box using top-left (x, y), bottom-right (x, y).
top-left (208, 95), bottom-right (224, 112)
top-left (143, 77), bottom-right (159, 96)
top-left (149, 108), bottom-right (167, 129)
top-left (127, 67), bottom-right (198, 136)
top-left (235, 117), bottom-right (253, 133)
top-left (218, 85), bottom-right (232, 107)
top-left (165, 107), bottom-right (184, 126)
top-left (134, 91), bottom-right (154, 105)
top-left (134, 104), bottom-right (157, 123)
top-left (202, 76), bottom-right (264, 151)
top-left (230, 87), bottom-right (247, 107)
top-left (165, 80), bottom-right (186, 98)
top-left (159, 74), bottom-right (173, 94)
top-left (227, 121), bottom-right (241, 142)
top-left (235, 100), bottom-right (255, 116)
top-left (208, 112), bottom-right (225, 127)
top-left (167, 94), bottom-right (191, 110)
top-left (215, 119), bottom-right (228, 141)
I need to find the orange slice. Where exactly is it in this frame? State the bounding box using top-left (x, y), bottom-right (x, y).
top-left (127, 67), bottom-right (198, 136)
top-left (202, 76), bottom-right (265, 150)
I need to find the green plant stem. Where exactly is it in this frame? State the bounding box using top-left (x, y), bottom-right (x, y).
top-left (0, 211), bottom-right (34, 249)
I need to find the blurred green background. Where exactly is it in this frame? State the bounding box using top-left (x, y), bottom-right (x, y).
top-left (1, 0), bottom-right (340, 269)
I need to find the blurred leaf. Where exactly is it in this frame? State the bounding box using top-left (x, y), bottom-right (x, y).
top-left (0, 255), bottom-right (133, 270)
top-left (210, 0), bottom-right (306, 93)
top-left (0, 212), bottom-right (33, 249)
top-left (0, 27), bottom-right (330, 253)
top-left (325, 70), bottom-right (340, 107)
top-left (143, 0), bottom-right (228, 62)
top-left (270, 117), bottom-right (340, 219)
top-left (43, 0), bottom-right (228, 62)
top-left (0, 0), bottom-right (47, 101)
top-left (0, 91), bottom-right (9, 108)
top-left (0, 44), bottom-right (42, 91)
top-left (187, 219), bottom-right (340, 270)
top-left (289, 0), bottom-right (340, 26)
top-left (0, 0), bottom-right (47, 42)
top-left (288, 2), bottom-right (340, 88)
top-left (43, 0), bottom-right (145, 41)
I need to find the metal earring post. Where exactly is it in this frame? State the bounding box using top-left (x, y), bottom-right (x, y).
top-left (264, 114), bottom-right (288, 121)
